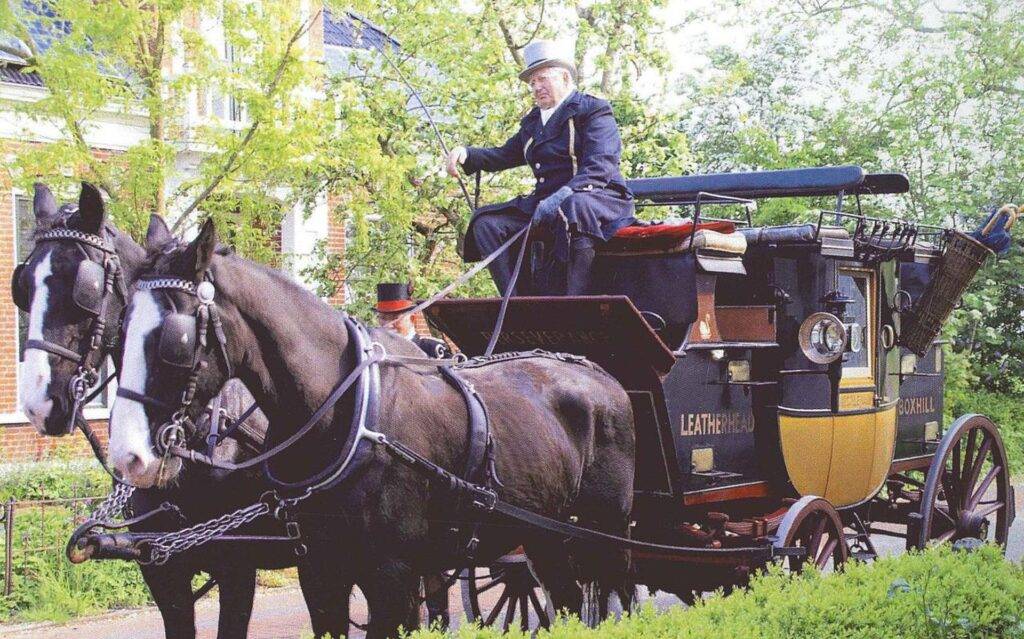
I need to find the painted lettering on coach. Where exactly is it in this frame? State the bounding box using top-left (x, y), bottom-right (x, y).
top-left (680, 411), bottom-right (755, 436)
top-left (898, 395), bottom-right (937, 416)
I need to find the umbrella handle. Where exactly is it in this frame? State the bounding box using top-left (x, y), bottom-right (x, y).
top-left (980, 204), bottom-right (1018, 237)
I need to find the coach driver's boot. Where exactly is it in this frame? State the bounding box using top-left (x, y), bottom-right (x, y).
top-left (566, 235), bottom-right (596, 295)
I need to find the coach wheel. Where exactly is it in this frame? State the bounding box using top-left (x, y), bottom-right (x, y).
top-left (774, 496), bottom-right (849, 573)
top-left (461, 553), bottom-right (551, 632)
top-left (912, 414), bottom-right (1012, 550)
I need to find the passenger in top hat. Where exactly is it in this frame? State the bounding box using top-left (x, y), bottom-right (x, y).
top-left (445, 40), bottom-right (635, 296)
top-left (375, 282), bottom-right (451, 359)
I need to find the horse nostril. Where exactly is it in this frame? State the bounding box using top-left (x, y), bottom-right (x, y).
top-left (126, 454), bottom-right (146, 478)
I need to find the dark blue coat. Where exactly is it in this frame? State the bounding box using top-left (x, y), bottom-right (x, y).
top-left (462, 90), bottom-right (635, 261)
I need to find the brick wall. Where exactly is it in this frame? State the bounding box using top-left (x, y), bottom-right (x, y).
top-left (325, 192), bottom-right (346, 307)
top-left (0, 422), bottom-right (109, 463)
top-left (0, 169), bottom-right (17, 415)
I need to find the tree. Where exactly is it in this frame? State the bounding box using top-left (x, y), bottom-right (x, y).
top-left (316, 0), bottom-right (690, 314)
top-left (0, 0), bottom-right (329, 263)
top-left (678, 0), bottom-right (1023, 388)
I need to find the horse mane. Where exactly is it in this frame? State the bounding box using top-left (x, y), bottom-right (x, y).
top-left (141, 236), bottom-right (233, 273)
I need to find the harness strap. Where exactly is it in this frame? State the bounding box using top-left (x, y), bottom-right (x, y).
top-left (167, 349), bottom-right (383, 473)
top-left (393, 225), bottom-right (529, 323)
top-left (25, 339), bottom-right (82, 362)
top-left (216, 402), bottom-right (261, 445)
top-left (483, 225), bottom-right (530, 356)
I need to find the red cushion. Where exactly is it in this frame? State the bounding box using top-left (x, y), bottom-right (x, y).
top-left (604, 220), bottom-right (736, 252)
top-left (613, 220), bottom-right (736, 239)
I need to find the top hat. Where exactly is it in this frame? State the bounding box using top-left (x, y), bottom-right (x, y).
top-left (375, 282), bottom-right (414, 313)
top-left (518, 40), bottom-right (577, 82)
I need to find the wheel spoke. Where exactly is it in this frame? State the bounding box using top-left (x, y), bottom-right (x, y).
top-left (940, 470), bottom-right (960, 512)
top-left (934, 528), bottom-right (957, 544)
top-left (966, 465), bottom-right (1001, 513)
top-left (950, 439), bottom-right (962, 492)
top-left (476, 577), bottom-right (504, 595)
top-left (809, 516), bottom-right (828, 553)
top-left (961, 429), bottom-right (978, 486)
top-left (816, 538), bottom-right (838, 569)
top-left (934, 504), bottom-right (957, 527)
top-left (520, 593), bottom-right (530, 631)
top-left (974, 501), bottom-right (1005, 519)
top-left (964, 437), bottom-right (993, 497)
top-left (528, 588), bottom-right (549, 628)
top-left (502, 593), bottom-right (518, 632)
top-left (484, 587), bottom-right (510, 626)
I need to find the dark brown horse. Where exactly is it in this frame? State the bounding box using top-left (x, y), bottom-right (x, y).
top-left (108, 216), bottom-right (637, 638)
top-left (12, 184), bottom-right (348, 638)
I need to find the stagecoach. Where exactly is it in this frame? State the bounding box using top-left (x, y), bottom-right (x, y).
top-left (423, 165), bottom-right (1017, 626)
top-left (61, 165), bottom-right (1016, 634)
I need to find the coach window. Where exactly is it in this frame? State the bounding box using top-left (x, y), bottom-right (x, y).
top-left (837, 267), bottom-right (875, 386)
top-left (14, 194), bottom-right (111, 410)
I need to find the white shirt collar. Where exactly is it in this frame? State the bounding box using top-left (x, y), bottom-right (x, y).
top-left (540, 91), bottom-right (571, 125)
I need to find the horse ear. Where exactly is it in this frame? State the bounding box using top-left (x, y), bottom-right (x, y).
top-left (184, 218), bottom-right (218, 279)
top-left (33, 182), bottom-right (58, 226)
top-left (77, 182), bottom-right (106, 234)
top-left (145, 214), bottom-right (173, 251)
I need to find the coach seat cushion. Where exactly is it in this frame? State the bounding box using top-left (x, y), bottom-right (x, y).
top-left (603, 220), bottom-right (739, 253)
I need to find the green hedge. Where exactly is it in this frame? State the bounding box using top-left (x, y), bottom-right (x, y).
top-left (945, 387), bottom-right (1024, 475)
top-left (410, 547), bottom-right (1024, 639)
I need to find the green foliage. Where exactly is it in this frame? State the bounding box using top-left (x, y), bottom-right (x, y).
top-left (681, 0), bottom-right (1023, 391)
top-left (407, 547), bottom-right (1024, 639)
top-left (0, 0), bottom-right (329, 257)
top-left (311, 0), bottom-right (680, 310)
top-left (0, 462), bottom-right (149, 622)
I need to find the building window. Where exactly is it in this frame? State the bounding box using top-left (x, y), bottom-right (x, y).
top-left (14, 194), bottom-right (111, 410)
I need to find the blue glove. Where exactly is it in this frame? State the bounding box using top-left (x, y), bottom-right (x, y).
top-left (532, 186), bottom-right (573, 228)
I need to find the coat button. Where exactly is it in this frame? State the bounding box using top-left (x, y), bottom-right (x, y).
top-left (538, 177), bottom-right (545, 183)
top-left (535, 163), bottom-right (541, 169)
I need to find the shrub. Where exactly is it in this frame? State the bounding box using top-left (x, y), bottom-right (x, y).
top-left (410, 546), bottom-right (1024, 639)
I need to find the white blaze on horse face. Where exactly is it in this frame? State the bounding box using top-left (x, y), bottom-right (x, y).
top-left (110, 291), bottom-right (163, 488)
top-left (20, 250), bottom-right (54, 432)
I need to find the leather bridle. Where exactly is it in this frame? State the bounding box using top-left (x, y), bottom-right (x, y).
top-left (115, 273), bottom-right (235, 457)
top-left (15, 224), bottom-right (128, 434)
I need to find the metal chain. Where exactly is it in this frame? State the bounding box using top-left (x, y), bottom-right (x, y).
top-left (141, 500), bottom-right (271, 566)
top-left (38, 228), bottom-right (115, 253)
top-left (89, 482), bottom-right (136, 524)
top-left (135, 277), bottom-right (196, 294)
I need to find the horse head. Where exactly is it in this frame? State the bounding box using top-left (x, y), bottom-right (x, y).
top-left (12, 182), bottom-right (137, 435)
top-left (109, 216), bottom-right (243, 487)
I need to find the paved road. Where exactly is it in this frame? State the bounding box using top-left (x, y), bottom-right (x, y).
top-left (5, 486), bottom-right (1023, 639)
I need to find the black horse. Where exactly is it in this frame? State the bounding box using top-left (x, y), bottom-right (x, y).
top-left (109, 216), bottom-right (637, 639)
top-left (12, 184), bottom-right (348, 638)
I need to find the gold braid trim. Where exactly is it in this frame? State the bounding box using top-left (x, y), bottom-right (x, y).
top-left (568, 118), bottom-right (577, 175)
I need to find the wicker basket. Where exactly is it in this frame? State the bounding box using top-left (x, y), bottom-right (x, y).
top-left (900, 231), bottom-right (993, 355)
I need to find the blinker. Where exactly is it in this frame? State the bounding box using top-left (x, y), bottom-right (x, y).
top-left (73, 260), bottom-right (106, 315)
top-left (11, 263), bottom-right (28, 311)
top-left (159, 313), bottom-right (198, 368)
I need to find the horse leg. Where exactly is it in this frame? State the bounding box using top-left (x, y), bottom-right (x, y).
top-left (141, 564), bottom-right (197, 639)
top-left (361, 559), bottom-right (420, 639)
top-left (568, 426), bottom-right (635, 623)
top-left (210, 563), bottom-right (257, 639)
top-left (298, 558), bottom-right (353, 638)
